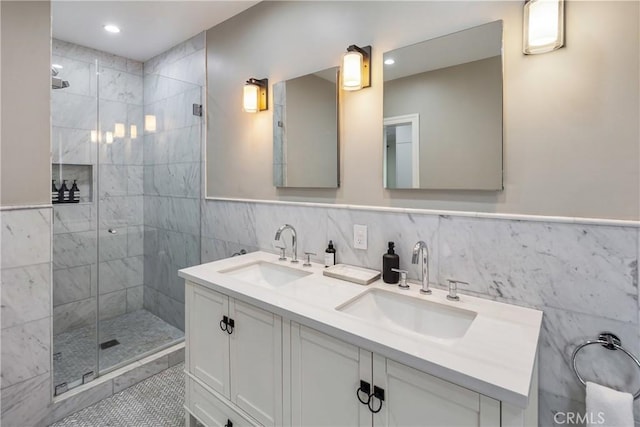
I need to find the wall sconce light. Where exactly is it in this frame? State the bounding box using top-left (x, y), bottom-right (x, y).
top-left (243, 78), bottom-right (268, 113)
top-left (523, 0), bottom-right (565, 54)
top-left (114, 123), bottom-right (125, 138)
top-left (130, 125), bottom-right (138, 139)
top-left (342, 44), bottom-right (371, 91)
top-left (144, 115), bottom-right (157, 132)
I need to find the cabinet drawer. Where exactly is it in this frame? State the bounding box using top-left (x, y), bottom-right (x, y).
top-left (187, 377), bottom-right (259, 427)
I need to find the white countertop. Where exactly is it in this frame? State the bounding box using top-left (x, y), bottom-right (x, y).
top-left (179, 251), bottom-right (542, 408)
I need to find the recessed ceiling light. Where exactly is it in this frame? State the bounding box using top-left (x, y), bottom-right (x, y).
top-left (104, 24), bottom-right (120, 34)
top-left (52, 64), bottom-right (63, 69)
top-left (384, 58), bottom-right (395, 65)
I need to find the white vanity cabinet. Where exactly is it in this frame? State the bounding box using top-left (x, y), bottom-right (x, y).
top-left (186, 282), bottom-right (283, 427)
top-left (184, 271), bottom-right (536, 427)
top-left (289, 323), bottom-right (500, 427)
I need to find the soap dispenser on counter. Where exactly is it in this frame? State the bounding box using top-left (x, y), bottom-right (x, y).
top-left (382, 241), bottom-right (400, 284)
top-left (325, 240), bottom-right (336, 267)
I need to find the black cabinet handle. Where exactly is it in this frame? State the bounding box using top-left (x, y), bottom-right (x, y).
top-left (220, 315), bottom-right (229, 332)
top-left (226, 317), bottom-right (234, 334)
top-left (356, 380), bottom-right (371, 405)
top-left (224, 420), bottom-right (233, 427)
top-left (368, 386), bottom-right (385, 414)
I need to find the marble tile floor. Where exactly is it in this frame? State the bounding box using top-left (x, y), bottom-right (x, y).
top-left (53, 309), bottom-right (184, 391)
top-left (50, 362), bottom-right (186, 427)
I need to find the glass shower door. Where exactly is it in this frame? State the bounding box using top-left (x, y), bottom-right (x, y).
top-left (51, 54), bottom-right (99, 395)
top-left (96, 72), bottom-right (201, 373)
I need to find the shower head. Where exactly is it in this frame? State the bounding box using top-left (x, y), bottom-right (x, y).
top-left (51, 67), bottom-right (70, 89)
top-left (52, 77), bottom-right (70, 89)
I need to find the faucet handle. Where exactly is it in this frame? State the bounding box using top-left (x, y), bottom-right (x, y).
top-left (391, 268), bottom-right (410, 290)
top-left (273, 243), bottom-right (287, 261)
top-left (446, 279), bottom-right (468, 301)
top-left (303, 252), bottom-right (316, 267)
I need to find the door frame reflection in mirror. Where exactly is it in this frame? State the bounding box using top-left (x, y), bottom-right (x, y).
top-left (383, 114), bottom-right (420, 189)
top-left (382, 20), bottom-right (503, 191)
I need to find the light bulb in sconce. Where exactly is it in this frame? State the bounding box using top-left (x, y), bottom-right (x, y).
top-left (523, 0), bottom-right (564, 54)
top-left (243, 78), bottom-right (268, 113)
top-left (130, 125), bottom-right (137, 139)
top-left (90, 130), bottom-right (98, 143)
top-left (341, 44), bottom-right (371, 91)
top-left (145, 115), bottom-right (156, 132)
top-left (114, 123), bottom-right (125, 138)
top-left (105, 131), bottom-right (114, 144)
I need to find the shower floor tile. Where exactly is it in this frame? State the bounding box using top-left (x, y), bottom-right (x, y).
top-left (53, 309), bottom-right (184, 390)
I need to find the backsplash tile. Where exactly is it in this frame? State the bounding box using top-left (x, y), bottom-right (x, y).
top-left (439, 216), bottom-right (638, 323)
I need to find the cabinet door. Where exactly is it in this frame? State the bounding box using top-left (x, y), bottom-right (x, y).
top-left (188, 376), bottom-right (257, 427)
top-left (373, 356), bottom-right (500, 427)
top-left (290, 323), bottom-right (372, 427)
top-left (229, 299), bottom-right (283, 427)
top-left (188, 284), bottom-right (230, 398)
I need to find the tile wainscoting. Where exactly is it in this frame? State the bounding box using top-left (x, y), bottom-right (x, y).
top-left (1, 207), bottom-right (53, 426)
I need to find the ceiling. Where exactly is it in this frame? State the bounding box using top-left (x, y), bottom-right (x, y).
top-left (52, 1), bottom-right (259, 62)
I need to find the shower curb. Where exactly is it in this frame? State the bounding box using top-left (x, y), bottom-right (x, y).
top-left (46, 342), bottom-right (185, 426)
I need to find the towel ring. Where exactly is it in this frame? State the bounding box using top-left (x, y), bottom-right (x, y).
top-left (571, 332), bottom-right (640, 400)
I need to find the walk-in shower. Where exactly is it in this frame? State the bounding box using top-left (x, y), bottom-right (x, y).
top-left (51, 40), bottom-right (202, 395)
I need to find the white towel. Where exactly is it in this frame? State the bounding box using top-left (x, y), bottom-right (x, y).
top-left (586, 381), bottom-right (634, 427)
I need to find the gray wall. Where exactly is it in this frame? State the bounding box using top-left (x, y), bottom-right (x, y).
top-left (0, 2), bottom-right (53, 425)
top-left (206, 1), bottom-right (639, 221)
top-left (143, 34), bottom-right (205, 331)
top-left (384, 56), bottom-right (502, 190)
top-left (1, 1), bottom-right (51, 207)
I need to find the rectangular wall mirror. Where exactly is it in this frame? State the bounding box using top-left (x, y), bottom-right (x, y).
top-left (273, 67), bottom-right (339, 188)
top-left (383, 20), bottom-right (503, 190)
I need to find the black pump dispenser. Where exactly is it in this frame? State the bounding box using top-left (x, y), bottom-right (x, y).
top-left (52, 180), bottom-right (59, 204)
top-left (382, 241), bottom-right (400, 284)
top-left (69, 180), bottom-right (80, 203)
top-left (325, 240), bottom-right (336, 267)
top-left (58, 180), bottom-right (69, 203)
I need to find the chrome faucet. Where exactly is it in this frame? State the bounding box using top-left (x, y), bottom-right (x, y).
top-left (275, 224), bottom-right (298, 263)
top-left (411, 240), bottom-right (431, 294)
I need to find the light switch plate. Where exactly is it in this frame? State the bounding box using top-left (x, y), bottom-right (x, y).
top-left (353, 224), bottom-right (368, 250)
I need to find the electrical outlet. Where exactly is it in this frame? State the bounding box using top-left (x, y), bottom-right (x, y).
top-left (353, 224), bottom-right (368, 250)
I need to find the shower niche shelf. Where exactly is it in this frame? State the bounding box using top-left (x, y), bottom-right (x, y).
top-left (52, 163), bottom-right (93, 204)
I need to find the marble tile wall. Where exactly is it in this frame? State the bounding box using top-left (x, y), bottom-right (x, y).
top-left (201, 199), bottom-right (640, 426)
top-left (52, 40), bottom-right (144, 334)
top-left (142, 33), bottom-right (205, 331)
top-left (1, 207), bottom-right (53, 426)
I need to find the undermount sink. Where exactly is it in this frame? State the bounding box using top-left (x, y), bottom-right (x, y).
top-left (336, 288), bottom-right (477, 343)
top-left (220, 261), bottom-right (311, 288)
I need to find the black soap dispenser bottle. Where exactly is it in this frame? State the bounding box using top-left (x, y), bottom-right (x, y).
top-left (69, 180), bottom-right (80, 203)
top-left (325, 240), bottom-right (336, 267)
top-left (383, 241), bottom-right (400, 284)
top-left (58, 180), bottom-right (69, 203)
top-left (52, 180), bottom-right (59, 204)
